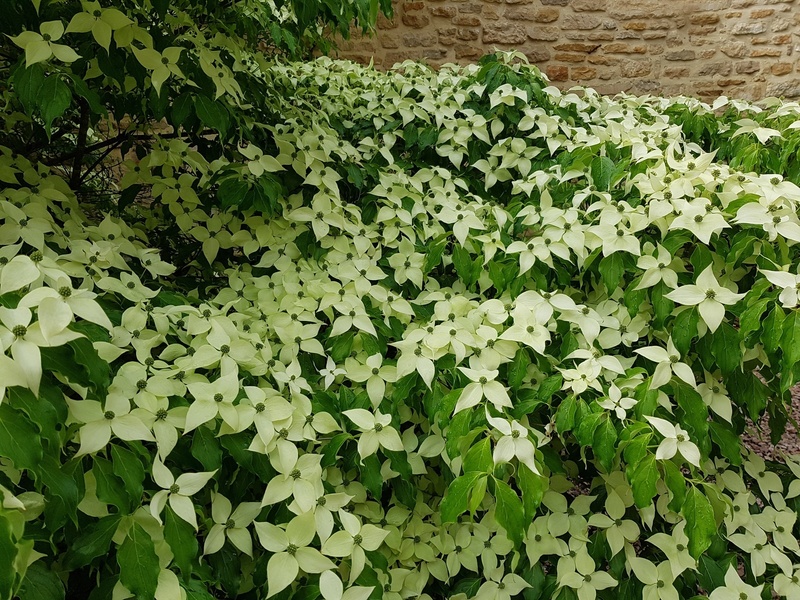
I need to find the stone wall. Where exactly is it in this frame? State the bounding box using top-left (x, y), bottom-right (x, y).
top-left (335, 0), bottom-right (800, 100)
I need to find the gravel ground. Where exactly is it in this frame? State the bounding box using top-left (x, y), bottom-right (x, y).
top-left (742, 385), bottom-right (800, 461)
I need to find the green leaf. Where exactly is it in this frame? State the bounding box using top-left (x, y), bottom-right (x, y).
top-left (17, 562), bottom-right (65, 600)
top-left (590, 155), bottom-right (615, 191)
top-left (508, 347), bottom-right (530, 390)
top-left (663, 460), bottom-right (687, 513)
top-left (598, 253), bottom-right (625, 293)
top-left (711, 322), bottom-right (740, 374)
top-left (517, 463), bottom-right (545, 519)
top-left (218, 178), bottom-right (249, 210)
top-left (92, 457), bottom-right (130, 514)
top-left (728, 370), bottom-right (769, 421)
top-left (0, 404), bottom-right (42, 470)
top-left (63, 515), bottom-right (122, 570)
top-left (739, 298), bottom-right (770, 343)
top-left (440, 472), bottom-right (485, 522)
top-left (452, 245), bottom-right (478, 287)
top-left (111, 445), bottom-right (145, 505)
top-left (13, 63), bottom-right (45, 114)
top-left (359, 455), bottom-right (383, 498)
top-left (0, 514), bottom-right (17, 600)
top-left (683, 487), bottom-right (717, 558)
top-left (69, 338), bottom-right (111, 398)
top-left (118, 523), bottom-right (160, 600)
top-left (493, 478), bottom-right (524, 547)
top-left (190, 426), bottom-right (223, 471)
top-left (463, 437), bottom-right (493, 473)
top-left (592, 416), bottom-right (617, 472)
top-left (171, 93), bottom-right (194, 127)
top-left (650, 281), bottom-right (674, 329)
top-left (194, 96), bottom-right (229, 135)
top-left (631, 454), bottom-right (658, 508)
top-left (674, 383), bottom-right (710, 459)
top-left (671, 307), bottom-right (699, 356)
top-left (164, 506), bottom-right (198, 576)
top-left (781, 310), bottom-right (800, 372)
top-left (708, 422), bottom-right (743, 466)
top-left (555, 396), bottom-right (576, 434)
top-left (38, 75), bottom-right (72, 137)
top-left (762, 305), bottom-right (785, 355)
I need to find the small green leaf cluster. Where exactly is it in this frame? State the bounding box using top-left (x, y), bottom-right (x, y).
top-left (4, 23), bottom-right (800, 600)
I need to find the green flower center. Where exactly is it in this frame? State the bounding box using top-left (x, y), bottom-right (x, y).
top-left (169, 483), bottom-right (180, 494)
top-left (104, 410), bottom-right (115, 420)
top-left (12, 325), bottom-right (27, 338)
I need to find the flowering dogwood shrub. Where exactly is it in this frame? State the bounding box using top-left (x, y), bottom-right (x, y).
top-left (5, 47), bottom-right (800, 600)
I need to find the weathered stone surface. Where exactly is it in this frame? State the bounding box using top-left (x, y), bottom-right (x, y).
top-left (455, 44), bottom-right (483, 59)
top-left (665, 50), bottom-right (696, 60)
top-left (528, 26), bottom-right (561, 41)
top-left (690, 13), bottom-right (719, 24)
top-left (766, 79), bottom-right (800, 97)
top-left (603, 42), bottom-right (647, 53)
top-left (620, 59), bottom-right (652, 76)
top-left (735, 60), bottom-right (761, 73)
top-left (732, 22), bottom-right (766, 35)
top-left (771, 62), bottom-right (792, 75)
top-left (401, 13), bottom-right (429, 28)
top-left (483, 24), bottom-right (528, 44)
top-left (571, 66), bottom-right (597, 79)
top-left (553, 42), bottom-right (601, 52)
top-left (699, 61), bottom-right (732, 76)
top-left (336, 0), bottom-right (800, 100)
top-left (554, 52), bottom-right (588, 62)
top-left (456, 28), bottom-right (480, 41)
top-left (572, 0), bottom-right (606, 10)
top-left (430, 6), bottom-right (457, 18)
top-left (546, 65), bottom-right (569, 80)
top-left (452, 15), bottom-right (481, 26)
top-left (751, 47), bottom-right (782, 57)
top-left (561, 14), bottom-right (602, 29)
top-left (505, 6), bottom-right (559, 21)
top-left (721, 41), bottom-right (748, 57)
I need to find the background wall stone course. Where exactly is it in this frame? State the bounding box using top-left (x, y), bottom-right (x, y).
top-left (337, 0), bottom-right (800, 99)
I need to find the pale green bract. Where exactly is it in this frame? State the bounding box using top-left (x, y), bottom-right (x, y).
top-left (5, 48), bottom-right (800, 600)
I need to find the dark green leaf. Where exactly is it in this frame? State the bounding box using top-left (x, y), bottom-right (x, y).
top-left (683, 487), bottom-right (717, 558)
top-left (440, 472), bottom-right (485, 522)
top-left (0, 404), bottom-right (42, 470)
top-left (17, 562), bottom-right (65, 600)
top-left (359, 455), bottom-right (383, 498)
top-left (598, 253), bottom-right (625, 293)
top-left (190, 427), bottom-right (223, 471)
top-left (111, 445), bottom-right (145, 505)
top-left (709, 422), bottom-right (743, 466)
top-left (164, 506), bottom-right (198, 576)
top-left (93, 457), bottom-right (130, 513)
top-left (711, 322), bottom-right (740, 374)
top-left (592, 416), bottom-right (617, 472)
top-left (463, 437), bottom-right (492, 473)
top-left (13, 63), bottom-right (45, 114)
top-left (493, 478), bottom-right (524, 547)
top-left (672, 307), bottom-right (699, 356)
top-left (590, 155), bottom-right (615, 191)
top-left (63, 515), bottom-right (122, 570)
top-left (118, 523), bottom-right (160, 600)
top-left (0, 514), bottom-right (16, 600)
top-left (631, 454), bottom-right (658, 508)
top-left (517, 463), bottom-right (545, 519)
top-left (38, 75), bottom-right (72, 137)
top-left (508, 348), bottom-right (530, 390)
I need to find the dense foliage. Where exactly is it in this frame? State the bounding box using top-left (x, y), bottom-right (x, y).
top-left (4, 1), bottom-right (800, 597)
